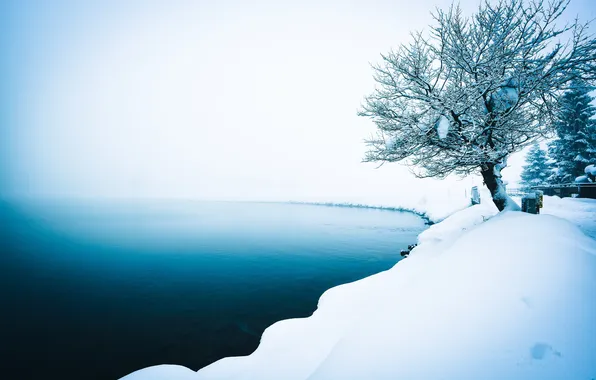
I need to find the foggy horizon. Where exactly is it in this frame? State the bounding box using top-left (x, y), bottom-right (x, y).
top-left (2, 0), bottom-right (595, 204)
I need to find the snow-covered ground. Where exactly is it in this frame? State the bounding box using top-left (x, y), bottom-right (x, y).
top-left (122, 197), bottom-right (596, 380)
top-left (541, 196), bottom-right (596, 240)
top-left (311, 182), bottom-right (481, 224)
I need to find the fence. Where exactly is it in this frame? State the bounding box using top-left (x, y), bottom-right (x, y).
top-left (531, 183), bottom-right (596, 199)
top-left (505, 187), bottom-right (528, 197)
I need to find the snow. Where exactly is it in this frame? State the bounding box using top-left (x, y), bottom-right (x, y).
top-left (122, 366), bottom-right (197, 380)
top-left (299, 177), bottom-right (484, 224)
top-left (492, 157), bottom-right (521, 211)
top-left (504, 199), bottom-right (522, 211)
top-left (490, 85), bottom-right (519, 112)
top-left (408, 189), bottom-right (474, 222)
top-left (541, 196), bottom-right (596, 240)
top-left (574, 154), bottom-right (587, 162)
top-left (385, 135), bottom-right (397, 150)
top-left (416, 202), bottom-right (498, 245)
top-left (575, 175), bottom-right (591, 183)
top-left (121, 197), bottom-right (596, 380)
top-left (585, 164), bottom-right (596, 176)
top-left (435, 115), bottom-right (449, 139)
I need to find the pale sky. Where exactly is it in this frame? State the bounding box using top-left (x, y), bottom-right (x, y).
top-left (2, 0), bottom-right (595, 205)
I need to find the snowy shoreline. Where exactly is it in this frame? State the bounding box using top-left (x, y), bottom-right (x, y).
top-left (286, 201), bottom-right (436, 225)
top-left (122, 196), bottom-right (596, 380)
top-left (284, 188), bottom-right (477, 225)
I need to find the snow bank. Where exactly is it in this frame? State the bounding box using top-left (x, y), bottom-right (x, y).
top-left (294, 184), bottom-right (478, 224)
top-left (416, 202), bottom-right (498, 245)
top-left (400, 182), bottom-right (493, 223)
top-left (287, 174), bottom-right (493, 224)
top-left (122, 365), bottom-right (197, 380)
top-left (541, 196), bottom-right (596, 240)
top-left (122, 203), bottom-right (596, 380)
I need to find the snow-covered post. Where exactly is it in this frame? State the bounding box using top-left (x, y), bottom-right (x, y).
top-left (359, 0), bottom-right (596, 212)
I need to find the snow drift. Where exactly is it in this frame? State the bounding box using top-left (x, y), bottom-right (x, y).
top-left (541, 196), bottom-right (596, 240)
top-left (122, 202), bottom-right (596, 380)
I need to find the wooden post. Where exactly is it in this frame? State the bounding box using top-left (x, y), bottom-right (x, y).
top-left (471, 186), bottom-right (481, 205)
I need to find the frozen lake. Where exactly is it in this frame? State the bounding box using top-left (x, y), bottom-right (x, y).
top-left (0, 200), bottom-right (426, 380)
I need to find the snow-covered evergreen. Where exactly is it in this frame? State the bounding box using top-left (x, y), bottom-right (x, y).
top-left (548, 80), bottom-right (596, 183)
top-left (520, 143), bottom-right (551, 191)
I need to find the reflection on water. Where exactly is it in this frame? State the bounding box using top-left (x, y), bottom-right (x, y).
top-left (0, 200), bottom-right (425, 380)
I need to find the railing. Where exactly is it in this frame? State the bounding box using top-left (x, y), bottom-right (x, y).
top-left (531, 183), bottom-right (596, 189)
top-left (530, 183), bottom-right (596, 199)
top-left (505, 187), bottom-right (528, 197)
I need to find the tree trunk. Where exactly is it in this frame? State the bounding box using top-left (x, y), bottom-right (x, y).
top-left (481, 162), bottom-right (508, 211)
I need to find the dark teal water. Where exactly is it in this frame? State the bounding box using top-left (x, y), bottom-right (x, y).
top-left (0, 200), bottom-right (425, 380)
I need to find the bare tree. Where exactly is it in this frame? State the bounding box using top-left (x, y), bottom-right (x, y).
top-left (359, 0), bottom-right (596, 211)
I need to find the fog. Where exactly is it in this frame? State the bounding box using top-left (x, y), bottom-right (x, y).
top-left (2, 0), bottom-right (594, 204)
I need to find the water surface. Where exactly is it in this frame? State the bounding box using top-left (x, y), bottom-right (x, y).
top-left (0, 200), bottom-right (425, 380)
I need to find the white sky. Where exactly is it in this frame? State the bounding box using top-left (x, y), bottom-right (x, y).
top-left (2, 0), bottom-right (595, 204)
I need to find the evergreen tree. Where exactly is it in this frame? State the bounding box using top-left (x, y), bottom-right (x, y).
top-left (548, 80), bottom-right (596, 183)
top-left (520, 143), bottom-right (551, 191)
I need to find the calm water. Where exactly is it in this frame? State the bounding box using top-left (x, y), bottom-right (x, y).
top-left (0, 200), bottom-right (426, 380)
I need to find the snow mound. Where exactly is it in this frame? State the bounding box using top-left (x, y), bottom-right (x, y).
top-left (575, 175), bottom-right (591, 183)
top-left (417, 202), bottom-right (498, 246)
top-left (541, 196), bottom-right (596, 240)
top-left (408, 184), bottom-right (491, 222)
top-left (122, 204), bottom-right (596, 380)
top-left (122, 365), bottom-right (196, 380)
